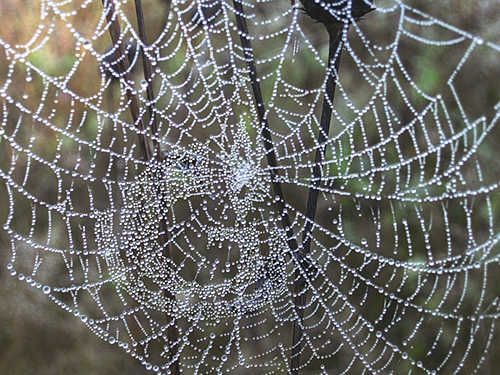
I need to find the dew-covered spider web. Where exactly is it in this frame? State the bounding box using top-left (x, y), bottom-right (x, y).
top-left (1, 0), bottom-right (500, 374)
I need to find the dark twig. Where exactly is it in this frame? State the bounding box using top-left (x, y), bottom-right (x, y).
top-left (301, 28), bottom-right (344, 274)
top-left (101, 0), bottom-right (153, 161)
top-left (290, 4), bottom-right (374, 372)
top-left (134, 0), bottom-right (161, 159)
top-left (133, 2), bottom-right (179, 374)
top-left (103, 1), bottom-right (179, 372)
top-left (232, 2), bottom-right (328, 373)
top-left (301, 27), bottom-right (343, 261)
top-left (232, 0), bottom-right (300, 254)
top-left (290, 24), bottom-right (345, 375)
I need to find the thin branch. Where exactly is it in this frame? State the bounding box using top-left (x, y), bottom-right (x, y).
top-left (103, 1), bottom-right (179, 372)
top-left (134, 0), bottom-right (161, 159)
top-left (232, 2), bottom-right (327, 373)
top-left (102, 0), bottom-right (153, 161)
top-left (301, 26), bottom-right (344, 261)
top-left (232, 0), bottom-right (299, 254)
top-left (290, 24), bottom-right (346, 375)
top-left (133, 2), bottom-right (180, 373)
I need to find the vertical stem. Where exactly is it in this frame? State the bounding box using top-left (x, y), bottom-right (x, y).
top-left (103, 1), bottom-right (179, 372)
top-left (133, 2), bottom-right (179, 374)
top-left (232, 2), bottom-right (331, 373)
top-left (232, 0), bottom-right (299, 254)
top-left (290, 25), bottom-right (345, 375)
top-left (101, 0), bottom-right (153, 161)
top-left (134, 0), bottom-right (161, 159)
top-left (301, 26), bottom-right (344, 260)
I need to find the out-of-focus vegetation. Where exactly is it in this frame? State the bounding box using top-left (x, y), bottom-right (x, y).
top-left (1, 0), bottom-right (500, 374)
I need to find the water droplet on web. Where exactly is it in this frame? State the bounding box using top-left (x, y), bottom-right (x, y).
top-left (2, 3), bottom-right (499, 375)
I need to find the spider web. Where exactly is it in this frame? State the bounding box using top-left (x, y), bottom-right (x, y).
top-left (1, 0), bottom-right (500, 374)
